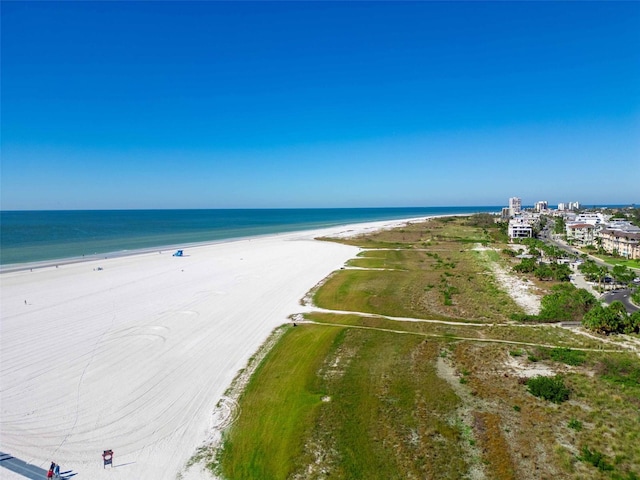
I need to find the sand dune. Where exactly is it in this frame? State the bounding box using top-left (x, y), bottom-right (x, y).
top-left (0, 219), bottom-right (422, 479)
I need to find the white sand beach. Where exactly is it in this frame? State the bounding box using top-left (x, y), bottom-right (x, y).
top-left (0, 218), bottom-right (424, 480)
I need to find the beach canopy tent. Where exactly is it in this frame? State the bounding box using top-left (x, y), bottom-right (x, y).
top-left (173, 250), bottom-right (184, 257)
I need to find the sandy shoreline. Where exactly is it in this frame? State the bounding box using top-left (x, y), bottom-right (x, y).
top-left (0, 217), bottom-right (429, 479)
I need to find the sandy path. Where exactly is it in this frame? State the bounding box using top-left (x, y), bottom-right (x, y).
top-left (1, 224), bottom-right (389, 479)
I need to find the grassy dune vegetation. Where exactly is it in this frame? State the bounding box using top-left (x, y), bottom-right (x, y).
top-left (212, 216), bottom-right (640, 480)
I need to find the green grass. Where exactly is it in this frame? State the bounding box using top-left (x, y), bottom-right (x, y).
top-left (346, 249), bottom-right (411, 269)
top-left (216, 324), bottom-right (469, 479)
top-left (216, 325), bottom-right (341, 479)
top-left (534, 347), bottom-right (587, 366)
top-left (315, 253), bottom-right (523, 323)
top-left (597, 354), bottom-right (640, 389)
top-left (313, 269), bottom-right (430, 318)
top-left (593, 255), bottom-right (640, 270)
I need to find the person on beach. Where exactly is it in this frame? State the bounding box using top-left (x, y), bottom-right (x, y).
top-left (49, 462), bottom-right (55, 472)
top-left (46, 467), bottom-right (53, 479)
top-left (53, 463), bottom-right (60, 478)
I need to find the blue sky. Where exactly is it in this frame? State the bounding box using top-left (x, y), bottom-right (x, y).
top-left (2, 1), bottom-right (639, 210)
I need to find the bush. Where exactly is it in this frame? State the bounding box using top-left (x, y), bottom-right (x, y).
top-left (537, 283), bottom-right (597, 322)
top-left (583, 302), bottom-right (640, 335)
top-left (579, 446), bottom-right (614, 472)
top-left (549, 348), bottom-right (586, 366)
top-left (514, 257), bottom-right (537, 273)
top-left (526, 375), bottom-right (570, 403)
top-left (568, 418), bottom-right (582, 431)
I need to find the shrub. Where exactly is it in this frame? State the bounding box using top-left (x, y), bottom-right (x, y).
top-left (514, 257), bottom-right (537, 273)
top-left (568, 418), bottom-right (582, 431)
top-left (538, 283), bottom-right (597, 322)
top-left (526, 375), bottom-right (570, 403)
top-left (579, 446), bottom-right (614, 472)
top-left (583, 301), bottom-right (640, 335)
top-left (549, 348), bottom-right (586, 366)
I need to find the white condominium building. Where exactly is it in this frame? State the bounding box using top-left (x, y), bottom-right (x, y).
top-left (566, 223), bottom-right (595, 246)
top-left (508, 197), bottom-right (522, 217)
top-left (508, 217), bottom-right (533, 240)
top-left (535, 201), bottom-right (548, 212)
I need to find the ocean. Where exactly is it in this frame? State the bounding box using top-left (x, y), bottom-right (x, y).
top-left (0, 207), bottom-right (500, 267)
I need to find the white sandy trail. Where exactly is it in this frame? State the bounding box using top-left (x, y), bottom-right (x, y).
top-left (0, 218), bottom-right (427, 480)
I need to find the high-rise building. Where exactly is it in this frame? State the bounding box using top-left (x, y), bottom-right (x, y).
top-left (508, 197), bottom-right (522, 217)
top-left (535, 201), bottom-right (548, 212)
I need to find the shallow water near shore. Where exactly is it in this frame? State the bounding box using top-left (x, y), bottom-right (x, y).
top-left (1, 207), bottom-right (500, 266)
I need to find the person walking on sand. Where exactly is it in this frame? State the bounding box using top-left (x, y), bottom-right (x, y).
top-left (46, 467), bottom-right (53, 479)
top-left (53, 463), bottom-right (60, 478)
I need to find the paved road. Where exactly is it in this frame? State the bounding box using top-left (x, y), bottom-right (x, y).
top-left (544, 230), bottom-right (640, 273)
top-left (602, 289), bottom-right (640, 314)
top-left (544, 234), bottom-right (612, 267)
top-left (0, 452), bottom-right (77, 480)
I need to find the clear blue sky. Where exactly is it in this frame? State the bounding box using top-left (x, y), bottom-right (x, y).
top-left (2, 1), bottom-right (639, 210)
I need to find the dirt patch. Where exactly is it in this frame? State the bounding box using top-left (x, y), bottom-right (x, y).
top-left (474, 245), bottom-right (541, 315)
top-left (436, 354), bottom-right (487, 480)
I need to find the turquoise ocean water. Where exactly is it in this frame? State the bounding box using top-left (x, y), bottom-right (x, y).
top-left (0, 207), bottom-right (500, 267)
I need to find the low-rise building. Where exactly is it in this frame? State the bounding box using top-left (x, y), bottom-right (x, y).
top-left (566, 223), bottom-right (595, 246)
top-left (598, 229), bottom-right (640, 259)
top-left (574, 212), bottom-right (608, 227)
top-left (508, 218), bottom-right (533, 240)
top-left (607, 221), bottom-right (640, 233)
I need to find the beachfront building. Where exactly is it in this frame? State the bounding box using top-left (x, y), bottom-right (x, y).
top-left (508, 217), bottom-right (533, 240)
top-left (598, 229), bottom-right (640, 259)
top-left (509, 197), bottom-right (522, 217)
top-left (565, 223), bottom-right (595, 246)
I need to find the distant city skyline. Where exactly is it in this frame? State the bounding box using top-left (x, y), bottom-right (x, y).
top-left (2, 2), bottom-right (639, 210)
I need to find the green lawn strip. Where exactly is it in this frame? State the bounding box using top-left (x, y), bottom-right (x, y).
top-left (217, 325), bottom-right (342, 479)
top-left (596, 256), bottom-right (640, 270)
top-left (313, 269), bottom-right (435, 319)
top-left (346, 249), bottom-right (440, 270)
